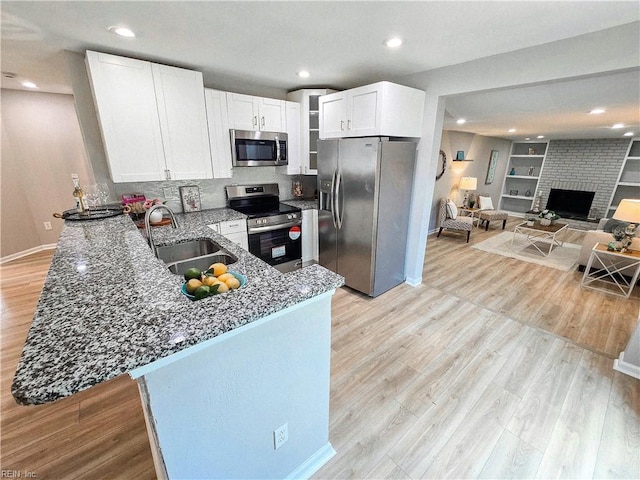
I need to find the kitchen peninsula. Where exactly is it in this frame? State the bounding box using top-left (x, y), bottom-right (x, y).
top-left (12, 209), bottom-right (343, 479)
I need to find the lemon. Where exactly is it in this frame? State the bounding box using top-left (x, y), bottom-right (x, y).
top-left (215, 282), bottom-right (230, 294)
top-left (186, 278), bottom-right (203, 294)
top-left (193, 285), bottom-right (210, 299)
top-left (217, 273), bottom-right (234, 283)
top-left (225, 277), bottom-right (241, 290)
top-left (202, 276), bottom-right (218, 287)
top-left (209, 263), bottom-right (227, 277)
top-left (184, 267), bottom-right (202, 281)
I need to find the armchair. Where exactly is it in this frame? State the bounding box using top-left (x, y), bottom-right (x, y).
top-left (437, 199), bottom-right (473, 243)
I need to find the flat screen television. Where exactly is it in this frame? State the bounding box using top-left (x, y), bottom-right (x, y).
top-left (545, 188), bottom-right (595, 220)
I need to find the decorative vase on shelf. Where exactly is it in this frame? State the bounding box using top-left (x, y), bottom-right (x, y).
top-left (509, 167), bottom-right (516, 175)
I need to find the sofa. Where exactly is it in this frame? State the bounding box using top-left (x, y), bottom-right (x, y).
top-left (578, 218), bottom-right (640, 275)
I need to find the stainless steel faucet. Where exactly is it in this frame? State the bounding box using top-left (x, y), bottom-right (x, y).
top-left (144, 204), bottom-right (178, 257)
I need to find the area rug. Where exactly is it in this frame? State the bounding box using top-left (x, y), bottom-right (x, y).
top-left (472, 231), bottom-right (581, 271)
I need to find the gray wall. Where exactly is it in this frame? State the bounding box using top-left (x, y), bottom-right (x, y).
top-left (430, 130), bottom-right (512, 231)
top-left (539, 139), bottom-right (631, 220)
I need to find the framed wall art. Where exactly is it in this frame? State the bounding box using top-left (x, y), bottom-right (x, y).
top-left (179, 185), bottom-right (201, 213)
top-left (485, 150), bottom-right (499, 184)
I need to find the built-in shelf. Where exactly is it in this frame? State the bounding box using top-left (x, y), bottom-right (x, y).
top-left (607, 139), bottom-right (640, 216)
top-left (499, 141), bottom-right (548, 215)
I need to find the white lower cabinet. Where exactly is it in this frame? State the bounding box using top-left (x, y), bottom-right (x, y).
top-left (208, 220), bottom-right (248, 250)
top-left (302, 209), bottom-right (319, 263)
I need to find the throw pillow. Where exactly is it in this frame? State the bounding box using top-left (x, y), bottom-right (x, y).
top-left (446, 200), bottom-right (458, 219)
top-left (478, 196), bottom-right (494, 210)
top-left (603, 218), bottom-right (629, 233)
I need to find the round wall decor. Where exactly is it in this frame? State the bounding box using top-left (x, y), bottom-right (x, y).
top-left (436, 150), bottom-right (447, 181)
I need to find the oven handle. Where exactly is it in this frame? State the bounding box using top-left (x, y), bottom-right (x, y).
top-left (248, 220), bottom-right (302, 234)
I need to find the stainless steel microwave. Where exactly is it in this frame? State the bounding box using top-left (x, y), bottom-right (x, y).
top-left (230, 130), bottom-right (288, 167)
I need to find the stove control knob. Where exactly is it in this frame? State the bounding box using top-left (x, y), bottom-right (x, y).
top-left (287, 214), bottom-right (293, 219)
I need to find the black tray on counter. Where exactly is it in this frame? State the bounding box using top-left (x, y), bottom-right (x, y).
top-left (54, 205), bottom-right (127, 221)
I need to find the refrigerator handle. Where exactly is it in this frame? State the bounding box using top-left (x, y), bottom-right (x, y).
top-left (330, 168), bottom-right (339, 229)
top-left (335, 168), bottom-right (343, 230)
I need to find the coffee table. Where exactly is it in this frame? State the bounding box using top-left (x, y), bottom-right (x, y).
top-left (511, 220), bottom-right (569, 257)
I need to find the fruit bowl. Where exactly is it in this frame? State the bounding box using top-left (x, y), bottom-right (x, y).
top-left (181, 271), bottom-right (247, 301)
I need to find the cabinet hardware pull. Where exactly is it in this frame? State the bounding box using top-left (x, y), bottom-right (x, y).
top-left (261, 117), bottom-right (265, 127)
top-left (347, 120), bottom-right (351, 130)
top-left (340, 120), bottom-right (345, 131)
top-left (253, 116), bottom-right (258, 126)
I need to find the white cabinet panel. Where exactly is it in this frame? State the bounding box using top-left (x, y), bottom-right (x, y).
top-left (319, 81), bottom-right (424, 139)
top-left (302, 209), bottom-right (319, 263)
top-left (319, 92), bottom-right (346, 138)
top-left (226, 93), bottom-right (286, 132)
top-left (204, 89), bottom-right (233, 178)
top-left (86, 50), bottom-right (214, 183)
top-left (281, 101), bottom-right (301, 175)
top-left (258, 97), bottom-right (286, 132)
top-left (85, 51), bottom-right (166, 182)
top-left (153, 64), bottom-right (213, 180)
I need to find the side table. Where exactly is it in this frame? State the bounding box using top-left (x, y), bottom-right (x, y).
top-left (581, 243), bottom-right (640, 298)
top-left (458, 207), bottom-right (481, 229)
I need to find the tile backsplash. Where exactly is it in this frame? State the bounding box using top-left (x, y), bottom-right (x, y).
top-left (109, 167), bottom-right (317, 213)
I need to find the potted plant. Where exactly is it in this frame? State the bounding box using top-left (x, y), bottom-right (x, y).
top-left (538, 209), bottom-right (559, 226)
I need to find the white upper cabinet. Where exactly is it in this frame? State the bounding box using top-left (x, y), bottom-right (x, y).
top-left (204, 89), bottom-right (233, 178)
top-left (287, 88), bottom-right (337, 175)
top-left (85, 51), bottom-right (166, 182)
top-left (319, 81), bottom-right (425, 139)
top-left (86, 51), bottom-right (213, 182)
top-left (226, 93), bottom-right (286, 132)
top-left (152, 64), bottom-right (213, 180)
top-left (280, 101), bottom-right (301, 175)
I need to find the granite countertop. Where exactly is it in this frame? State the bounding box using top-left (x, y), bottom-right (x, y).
top-left (12, 208), bottom-right (343, 405)
top-left (282, 198), bottom-right (318, 211)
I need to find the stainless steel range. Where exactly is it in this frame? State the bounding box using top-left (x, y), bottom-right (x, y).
top-left (226, 184), bottom-right (302, 273)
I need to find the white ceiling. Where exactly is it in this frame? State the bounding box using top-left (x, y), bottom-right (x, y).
top-left (2, 1), bottom-right (639, 140)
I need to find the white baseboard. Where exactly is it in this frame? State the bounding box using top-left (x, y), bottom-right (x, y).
top-left (613, 351), bottom-right (640, 380)
top-left (285, 442), bottom-right (336, 480)
top-left (405, 276), bottom-right (422, 287)
top-left (0, 243), bottom-right (57, 265)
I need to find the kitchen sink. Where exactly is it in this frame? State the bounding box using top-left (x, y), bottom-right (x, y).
top-left (156, 239), bottom-right (224, 264)
top-left (155, 239), bottom-right (238, 276)
top-left (166, 253), bottom-right (237, 276)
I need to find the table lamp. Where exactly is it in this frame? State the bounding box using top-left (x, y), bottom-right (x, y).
top-left (613, 198), bottom-right (640, 252)
top-left (459, 176), bottom-right (477, 208)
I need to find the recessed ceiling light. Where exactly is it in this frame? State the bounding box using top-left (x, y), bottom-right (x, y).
top-left (508, 128), bottom-right (516, 133)
top-left (537, 135), bottom-right (545, 139)
top-left (623, 131), bottom-right (634, 137)
top-left (612, 123), bottom-right (624, 129)
top-left (297, 70), bottom-right (310, 78)
top-left (108, 26), bottom-right (136, 38)
top-left (21, 81), bottom-right (38, 89)
top-left (589, 108), bottom-right (606, 114)
top-left (383, 37), bottom-right (403, 48)
top-left (456, 118), bottom-right (466, 125)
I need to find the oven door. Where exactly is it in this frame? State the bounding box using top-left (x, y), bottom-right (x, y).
top-left (248, 220), bottom-right (302, 272)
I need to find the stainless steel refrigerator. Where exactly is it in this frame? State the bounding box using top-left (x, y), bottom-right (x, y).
top-left (317, 137), bottom-right (416, 297)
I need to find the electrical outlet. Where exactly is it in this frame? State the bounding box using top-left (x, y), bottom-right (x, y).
top-left (43, 222), bottom-right (52, 231)
top-left (163, 187), bottom-right (173, 198)
top-left (273, 423), bottom-right (288, 450)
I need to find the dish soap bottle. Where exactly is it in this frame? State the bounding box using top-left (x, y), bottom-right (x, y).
top-left (71, 174), bottom-right (88, 214)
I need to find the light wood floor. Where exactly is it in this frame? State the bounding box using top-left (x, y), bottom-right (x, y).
top-left (1, 220), bottom-right (638, 479)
